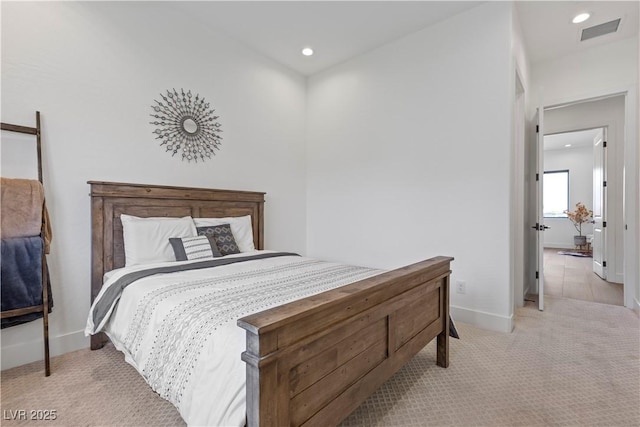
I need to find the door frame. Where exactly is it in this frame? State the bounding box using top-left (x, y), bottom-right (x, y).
top-left (512, 71), bottom-right (526, 310)
top-left (534, 87), bottom-right (637, 309)
top-left (541, 126), bottom-right (607, 276)
top-left (535, 108), bottom-right (545, 311)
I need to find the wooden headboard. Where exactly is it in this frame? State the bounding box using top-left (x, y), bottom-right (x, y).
top-left (88, 181), bottom-right (265, 348)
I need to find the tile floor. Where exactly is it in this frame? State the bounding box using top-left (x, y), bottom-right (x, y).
top-left (543, 248), bottom-right (624, 306)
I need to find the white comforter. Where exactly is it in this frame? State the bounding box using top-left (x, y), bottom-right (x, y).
top-left (85, 251), bottom-right (381, 427)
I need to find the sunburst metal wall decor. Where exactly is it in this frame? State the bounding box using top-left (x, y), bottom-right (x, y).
top-left (150, 89), bottom-right (223, 162)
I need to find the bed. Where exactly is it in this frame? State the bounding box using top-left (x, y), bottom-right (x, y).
top-left (87, 181), bottom-right (453, 426)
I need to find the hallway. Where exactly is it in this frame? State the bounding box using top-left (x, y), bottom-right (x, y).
top-left (543, 248), bottom-right (623, 306)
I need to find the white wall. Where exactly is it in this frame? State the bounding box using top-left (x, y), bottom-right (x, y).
top-left (532, 37), bottom-right (638, 305)
top-left (532, 37), bottom-right (638, 107)
top-left (1, 2), bottom-right (308, 370)
top-left (543, 146), bottom-right (594, 249)
top-left (307, 2), bottom-right (515, 332)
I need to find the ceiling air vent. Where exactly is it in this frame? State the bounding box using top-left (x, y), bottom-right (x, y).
top-left (581, 19), bottom-right (621, 41)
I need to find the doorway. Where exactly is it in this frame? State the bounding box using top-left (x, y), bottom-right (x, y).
top-left (542, 128), bottom-right (623, 306)
top-left (529, 94), bottom-right (627, 308)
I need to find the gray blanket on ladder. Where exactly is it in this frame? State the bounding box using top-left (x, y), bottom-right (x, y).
top-left (1, 236), bottom-right (53, 328)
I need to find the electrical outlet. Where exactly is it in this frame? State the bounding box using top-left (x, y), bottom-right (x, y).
top-left (456, 280), bottom-right (466, 294)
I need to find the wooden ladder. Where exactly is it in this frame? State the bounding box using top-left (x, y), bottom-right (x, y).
top-left (1, 111), bottom-right (51, 376)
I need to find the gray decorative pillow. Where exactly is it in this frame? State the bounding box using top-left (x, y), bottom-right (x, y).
top-left (169, 235), bottom-right (222, 261)
top-left (196, 224), bottom-right (240, 256)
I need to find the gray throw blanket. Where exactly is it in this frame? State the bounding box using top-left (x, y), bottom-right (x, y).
top-left (1, 236), bottom-right (53, 328)
top-left (89, 250), bottom-right (460, 339)
top-left (89, 252), bottom-right (299, 333)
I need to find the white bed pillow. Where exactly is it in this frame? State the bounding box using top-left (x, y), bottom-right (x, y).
top-left (121, 214), bottom-right (197, 266)
top-left (193, 215), bottom-right (255, 252)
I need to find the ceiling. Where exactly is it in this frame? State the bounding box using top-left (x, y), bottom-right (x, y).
top-left (544, 128), bottom-right (601, 151)
top-left (170, 1), bottom-right (479, 76)
top-left (170, 1), bottom-right (639, 76)
top-left (516, 1), bottom-right (639, 64)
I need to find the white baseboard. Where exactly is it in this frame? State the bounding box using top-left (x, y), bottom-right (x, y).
top-left (1, 330), bottom-right (88, 371)
top-left (450, 305), bottom-right (514, 333)
top-left (2, 306), bottom-right (519, 369)
top-left (543, 243), bottom-right (574, 249)
top-left (611, 272), bottom-right (624, 285)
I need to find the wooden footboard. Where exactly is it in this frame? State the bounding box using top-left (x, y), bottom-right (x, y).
top-left (88, 182), bottom-right (452, 425)
top-left (238, 256), bottom-right (453, 427)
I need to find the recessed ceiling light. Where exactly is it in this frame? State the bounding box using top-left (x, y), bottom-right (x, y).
top-left (565, 144), bottom-right (572, 147)
top-left (301, 47), bottom-right (314, 56)
top-left (572, 13), bottom-right (591, 24)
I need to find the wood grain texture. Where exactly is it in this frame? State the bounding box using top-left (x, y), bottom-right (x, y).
top-left (0, 122), bottom-right (37, 135)
top-left (1, 111), bottom-right (49, 376)
top-left (239, 258), bottom-right (453, 427)
top-left (437, 274), bottom-right (450, 368)
top-left (88, 181), bottom-right (266, 350)
top-left (88, 181), bottom-right (453, 426)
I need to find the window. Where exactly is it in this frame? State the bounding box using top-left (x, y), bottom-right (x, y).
top-left (543, 170), bottom-right (569, 218)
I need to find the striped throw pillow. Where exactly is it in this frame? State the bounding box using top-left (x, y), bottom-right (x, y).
top-left (169, 236), bottom-right (221, 261)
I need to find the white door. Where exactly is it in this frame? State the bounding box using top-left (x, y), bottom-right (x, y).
top-left (592, 129), bottom-right (606, 279)
top-left (535, 108), bottom-right (546, 311)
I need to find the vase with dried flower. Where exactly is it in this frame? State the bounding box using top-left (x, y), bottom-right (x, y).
top-left (564, 202), bottom-right (593, 247)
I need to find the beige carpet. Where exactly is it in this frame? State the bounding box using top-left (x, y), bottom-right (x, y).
top-left (2, 296), bottom-right (638, 426)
